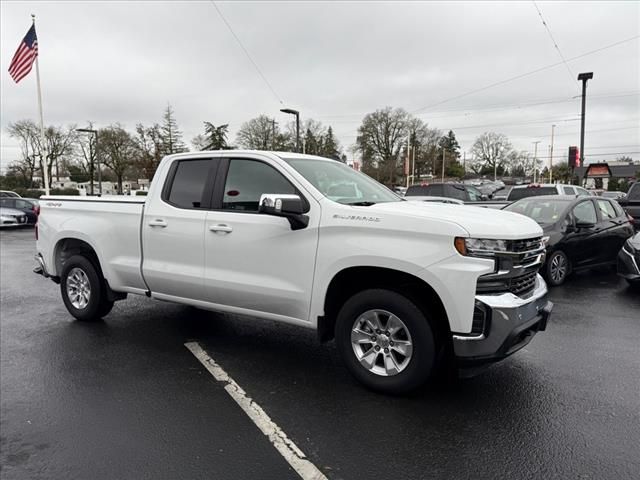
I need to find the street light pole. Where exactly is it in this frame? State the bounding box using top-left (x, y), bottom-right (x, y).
top-left (280, 108), bottom-right (300, 152)
top-left (532, 141), bottom-right (540, 183)
top-left (577, 72), bottom-right (594, 180)
top-left (549, 124), bottom-right (556, 183)
top-left (76, 128), bottom-right (101, 195)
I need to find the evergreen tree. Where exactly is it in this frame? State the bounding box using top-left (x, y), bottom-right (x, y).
top-left (193, 122), bottom-right (229, 150)
top-left (439, 130), bottom-right (461, 158)
top-left (160, 104), bottom-right (187, 155)
top-left (321, 126), bottom-right (340, 159)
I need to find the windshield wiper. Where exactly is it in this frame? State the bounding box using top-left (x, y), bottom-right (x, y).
top-left (345, 201), bottom-right (377, 206)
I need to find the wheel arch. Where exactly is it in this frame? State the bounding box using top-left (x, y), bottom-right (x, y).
top-left (54, 237), bottom-right (104, 278)
top-left (318, 266), bottom-right (451, 346)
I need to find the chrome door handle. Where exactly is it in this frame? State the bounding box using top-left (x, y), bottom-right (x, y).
top-left (209, 224), bottom-right (233, 233)
top-left (148, 219), bottom-right (167, 227)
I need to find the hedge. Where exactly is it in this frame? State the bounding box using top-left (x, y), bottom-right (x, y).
top-left (10, 188), bottom-right (80, 198)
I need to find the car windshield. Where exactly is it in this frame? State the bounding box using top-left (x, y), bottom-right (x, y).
top-left (505, 197), bottom-right (571, 225)
top-left (283, 158), bottom-right (400, 205)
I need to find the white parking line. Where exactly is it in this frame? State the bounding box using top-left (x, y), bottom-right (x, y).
top-left (184, 342), bottom-right (328, 480)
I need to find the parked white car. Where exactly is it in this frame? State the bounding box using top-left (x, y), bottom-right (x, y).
top-left (508, 183), bottom-right (590, 201)
top-left (0, 207), bottom-right (28, 227)
top-left (34, 151), bottom-right (552, 393)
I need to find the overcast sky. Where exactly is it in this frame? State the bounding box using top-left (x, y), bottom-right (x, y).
top-left (1, 1), bottom-right (638, 172)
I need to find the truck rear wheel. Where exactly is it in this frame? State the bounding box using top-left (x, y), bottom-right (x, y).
top-left (60, 255), bottom-right (114, 321)
top-left (335, 289), bottom-right (436, 394)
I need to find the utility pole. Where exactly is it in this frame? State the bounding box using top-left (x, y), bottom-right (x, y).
top-left (577, 72), bottom-right (594, 180)
top-left (271, 119), bottom-right (276, 150)
top-left (549, 125), bottom-right (556, 183)
top-left (463, 151), bottom-right (466, 175)
top-left (412, 145), bottom-right (416, 184)
top-left (441, 148), bottom-right (446, 183)
top-left (406, 135), bottom-right (411, 188)
top-left (532, 141), bottom-right (540, 183)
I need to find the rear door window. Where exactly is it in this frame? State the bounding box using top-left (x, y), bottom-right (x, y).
top-left (466, 186), bottom-right (482, 201)
top-left (447, 185), bottom-right (466, 201)
top-left (405, 185), bottom-right (442, 197)
top-left (165, 159), bottom-right (214, 209)
top-left (562, 186), bottom-right (575, 195)
top-left (596, 199), bottom-right (617, 220)
top-left (628, 184), bottom-right (640, 200)
top-left (508, 186), bottom-right (558, 201)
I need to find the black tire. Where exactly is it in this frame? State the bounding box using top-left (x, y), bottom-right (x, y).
top-left (545, 250), bottom-right (570, 286)
top-left (335, 289), bottom-right (436, 394)
top-left (60, 255), bottom-right (113, 321)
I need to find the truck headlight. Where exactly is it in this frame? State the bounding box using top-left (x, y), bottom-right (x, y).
top-left (454, 237), bottom-right (507, 256)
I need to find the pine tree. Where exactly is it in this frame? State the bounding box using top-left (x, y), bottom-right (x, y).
top-left (160, 104), bottom-right (187, 155)
top-left (439, 130), bottom-right (461, 158)
top-left (321, 126), bottom-right (340, 159)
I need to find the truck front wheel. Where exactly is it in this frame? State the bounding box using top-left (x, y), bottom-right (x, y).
top-left (60, 255), bottom-right (114, 321)
top-left (335, 289), bottom-right (436, 394)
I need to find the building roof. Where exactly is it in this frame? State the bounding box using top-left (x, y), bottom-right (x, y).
top-left (574, 164), bottom-right (638, 179)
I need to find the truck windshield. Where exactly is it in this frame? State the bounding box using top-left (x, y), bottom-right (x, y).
top-left (283, 158), bottom-right (400, 205)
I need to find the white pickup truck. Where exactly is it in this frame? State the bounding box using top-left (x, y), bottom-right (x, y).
top-left (35, 151), bottom-right (552, 393)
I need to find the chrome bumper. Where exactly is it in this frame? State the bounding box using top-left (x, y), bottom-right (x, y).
top-left (33, 253), bottom-right (57, 282)
top-left (453, 274), bottom-right (552, 365)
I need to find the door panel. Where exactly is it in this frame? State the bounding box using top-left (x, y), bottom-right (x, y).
top-left (204, 158), bottom-right (319, 321)
top-left (564, 200), bottom-right (600, 268)
top-left (142, 158), bottom-right (217, 300)
top-left (595, 199), bottom-right (632, 263)
top-left (204, 210), bottom-right (319, 320)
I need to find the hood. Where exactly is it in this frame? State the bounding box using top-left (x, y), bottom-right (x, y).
top-left (370, 201), bottom-right (543, 240)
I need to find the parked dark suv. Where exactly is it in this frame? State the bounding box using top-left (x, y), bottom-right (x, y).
top-left (405, 183), bottom-right (486, 202)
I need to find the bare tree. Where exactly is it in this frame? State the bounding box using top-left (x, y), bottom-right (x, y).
top-left (236, 115), bottom-right (284, 150)
top-left (356, 107), bottom-right (410, 185)
top-left (133, 123), bottom-right (163, 180)
top-left (7, 120), bottom-right (40, 187)
top-left (470, 132), bottom-right (514, 178)
top-left (8, 119), bottom-right (76, 185)
top-left (99, 124), bottom-right (136, 194)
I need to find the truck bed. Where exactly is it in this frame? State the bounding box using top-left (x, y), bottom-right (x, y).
top-left (38, 195), bottom-right (147, 293)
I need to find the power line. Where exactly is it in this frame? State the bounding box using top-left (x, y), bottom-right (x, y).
top-left (411, 34), bottom-right (639, 114)
top-left (208, 1), bottom-right (284, 105)
top-left (316, 91), bottom-right (640, 120)
top-left (338, 125), bottom-right (639, 139)
top-left (532, 1), bottom-right (575, 84)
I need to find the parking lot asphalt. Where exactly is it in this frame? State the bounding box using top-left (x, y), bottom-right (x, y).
top-left (1, 227), bottom-right (639, 480)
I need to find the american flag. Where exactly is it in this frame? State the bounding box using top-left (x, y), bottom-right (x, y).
top-left (8, 24), bottom-right (38, 83)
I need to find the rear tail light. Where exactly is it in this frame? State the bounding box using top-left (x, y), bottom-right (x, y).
top-left (627, 213), bottom-right (635, 225)
top-left (33, 205), bottom-right (40, 215)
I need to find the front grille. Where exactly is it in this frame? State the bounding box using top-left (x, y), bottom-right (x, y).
top-left (508, 271), bottom-right (537, 296)
top-left (477, 271), bottom-right (538, 297)
top-left (509, 237), bottom-right (543, 253)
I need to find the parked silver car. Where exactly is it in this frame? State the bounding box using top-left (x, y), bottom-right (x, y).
top-left (0, 207), bottom-right (28, 227)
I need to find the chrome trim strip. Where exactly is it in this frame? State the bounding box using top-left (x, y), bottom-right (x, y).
top-left (622, 246), bottom-right (640, 274)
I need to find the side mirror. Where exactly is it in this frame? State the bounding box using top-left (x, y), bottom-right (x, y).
top-left (481, 194), bottom-right (489, 201)
top-left (259, 194), bottom-right (309, 230)
top-left (575, 220), bottom-right (596, 229)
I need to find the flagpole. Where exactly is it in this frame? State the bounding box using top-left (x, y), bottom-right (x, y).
top-left (32, 14), bottom-right (49, 195)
